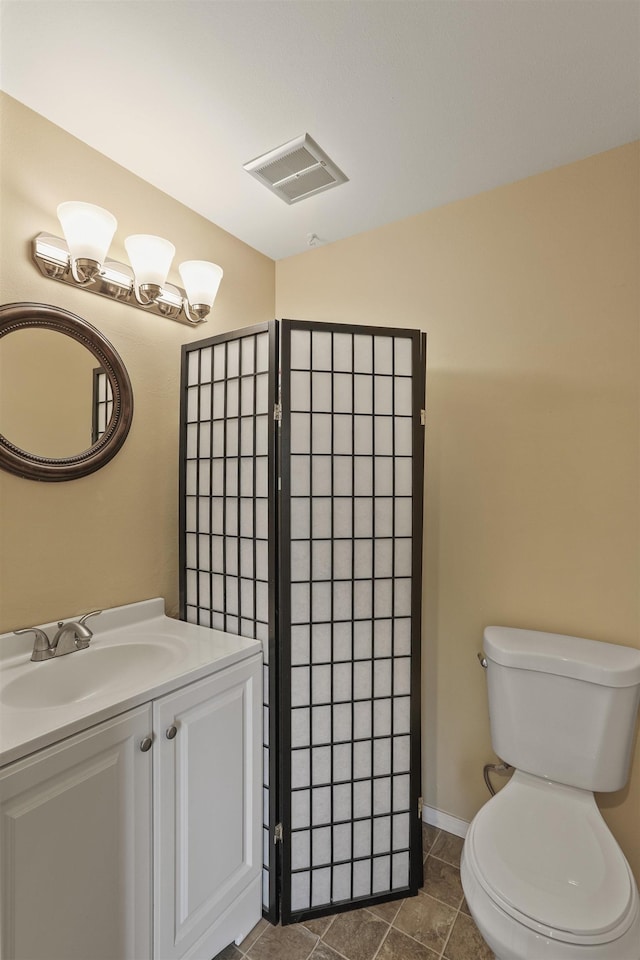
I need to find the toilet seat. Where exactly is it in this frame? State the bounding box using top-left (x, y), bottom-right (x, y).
top-left (464, 771), bottom-right (638, 946)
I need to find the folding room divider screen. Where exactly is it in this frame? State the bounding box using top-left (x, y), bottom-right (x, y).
top-left (179, 319), bottom-right (426, 925)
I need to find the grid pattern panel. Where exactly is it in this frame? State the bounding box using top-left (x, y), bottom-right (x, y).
top-left (180, 326), bottom-right (275, 913)
top-left (281, 325), bottom-right (422, 920)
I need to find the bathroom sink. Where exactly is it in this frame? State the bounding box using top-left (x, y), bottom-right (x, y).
top-left (1, 640), bottom-right (183, 709)
top-left (0, 598), bottom-right (262, 767)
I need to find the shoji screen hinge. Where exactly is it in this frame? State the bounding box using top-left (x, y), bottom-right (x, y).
top-left (418, 796), bottom-right (424, 819)
top-left (274, 822), bottom-right (283, 843)
top-left (420, 409), bottom-right (426, 426)
top-left (274, 402), bottom-right (282, 422)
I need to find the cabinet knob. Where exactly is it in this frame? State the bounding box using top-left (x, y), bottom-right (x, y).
top-left (140, 736), bottom-right (153, 752)
top-left (166, 725), bottom-right (178, 740)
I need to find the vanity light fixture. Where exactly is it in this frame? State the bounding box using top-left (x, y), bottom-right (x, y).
top-left (32, 202), bottom-right (224, 325)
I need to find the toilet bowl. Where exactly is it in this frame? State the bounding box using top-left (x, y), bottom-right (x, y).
top-left (461, 626), bottom-right (640, 960)
top-left (461, 771), bottom-right (640, 960)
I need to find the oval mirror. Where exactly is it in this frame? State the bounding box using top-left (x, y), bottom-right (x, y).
top-left (0, 302), bottom-right (134, 481)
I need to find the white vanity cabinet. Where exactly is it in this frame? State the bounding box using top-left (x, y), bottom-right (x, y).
top-left (0, 705), bottom-right (153, 960)
top-left (0, 652), bottom-right (262, 960)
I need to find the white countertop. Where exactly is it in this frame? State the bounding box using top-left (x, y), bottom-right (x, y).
top-left (0, 598), bottom-right (262, 767)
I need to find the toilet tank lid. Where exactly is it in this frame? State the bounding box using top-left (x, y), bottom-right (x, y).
top-left (483, 627), bottom-right (640, 687)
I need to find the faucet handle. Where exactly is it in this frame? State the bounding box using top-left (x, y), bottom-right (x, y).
top-left (72, 610), bottom-right (102, 650)
top-left (14, 627), bottom-right (49, 646)
top-left (14, 627), bottom-right (53, 661)
top-left (79, 610), bottom-right (102, 628)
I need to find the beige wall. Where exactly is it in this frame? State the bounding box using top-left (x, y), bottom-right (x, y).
top-left (276, 143), bottom-right (640, 879)
top-left (0, 93), bottom-right (275, 630)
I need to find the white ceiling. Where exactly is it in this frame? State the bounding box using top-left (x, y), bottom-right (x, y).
top-left (1, 1), bottom-right (638, 261)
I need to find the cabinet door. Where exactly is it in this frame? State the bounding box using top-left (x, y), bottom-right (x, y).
top-left (153, 655), bottom-right (261, 960)
top-left (0, 705), bottom-right (153, 960)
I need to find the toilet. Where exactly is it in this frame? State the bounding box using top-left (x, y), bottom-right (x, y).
top-left (461, 626), bottom-right (640, 960)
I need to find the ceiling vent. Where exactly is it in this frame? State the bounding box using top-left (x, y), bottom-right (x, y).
top-left (244, 134), bottom-right (348, 204)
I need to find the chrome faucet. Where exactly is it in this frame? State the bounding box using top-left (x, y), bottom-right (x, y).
top-left (15, 610), bottom-right (102, 662)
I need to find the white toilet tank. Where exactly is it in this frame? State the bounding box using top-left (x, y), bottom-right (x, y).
top-left (483, 627), bottom-right (640, 792)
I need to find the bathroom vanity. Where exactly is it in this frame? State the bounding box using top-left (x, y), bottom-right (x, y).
top-left (0, 599), bottom-right (262, 960)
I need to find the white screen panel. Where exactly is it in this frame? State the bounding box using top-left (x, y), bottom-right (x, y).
top-left (282, 323), bottom-right (423, 920)
top-left (181, 325), bottom-right (275, 914)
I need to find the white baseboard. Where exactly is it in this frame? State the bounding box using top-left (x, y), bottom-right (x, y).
top-left (423, 804), bottom-right (469, 839)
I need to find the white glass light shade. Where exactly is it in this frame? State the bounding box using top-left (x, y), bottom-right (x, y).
top-left (124, 234), bottom-right (175, 287)
top-left (178, 260), bottom-right (224, 308)
top-left (57, 201), bottom-right (117, 264)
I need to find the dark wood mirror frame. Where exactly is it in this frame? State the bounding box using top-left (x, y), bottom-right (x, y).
top-left (0, 302), bottom-right (134, 481)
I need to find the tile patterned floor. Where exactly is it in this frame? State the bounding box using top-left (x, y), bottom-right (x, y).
top-left (213, 827), bottom-right (495, 960)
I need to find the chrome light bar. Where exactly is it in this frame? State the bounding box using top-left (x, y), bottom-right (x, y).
top-left (32, 233), bottom-right (206, 325)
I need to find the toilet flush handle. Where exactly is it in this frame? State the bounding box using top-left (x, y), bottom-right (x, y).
top-left (477, 652), bottom-right (488, 668)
